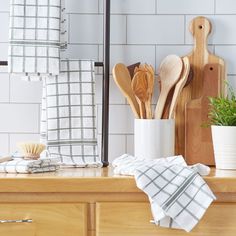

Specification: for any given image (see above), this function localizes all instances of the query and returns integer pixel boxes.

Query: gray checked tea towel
[113,154,216,232]
[0,158,60,174]
[8,0,66,81]
[40,59,102,167]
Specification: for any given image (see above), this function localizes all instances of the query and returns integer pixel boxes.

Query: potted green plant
[208,85,236,169]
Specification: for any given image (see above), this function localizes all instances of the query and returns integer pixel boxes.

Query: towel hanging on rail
[40,59,102,168]
[8,0,67,81]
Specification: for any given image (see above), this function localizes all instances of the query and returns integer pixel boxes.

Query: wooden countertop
[0,167,235,193]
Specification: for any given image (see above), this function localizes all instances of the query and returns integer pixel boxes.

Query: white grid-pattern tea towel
[8,0,66,81]
[0,158,60,173]
[113,154,216,232]
[40,59,102,167]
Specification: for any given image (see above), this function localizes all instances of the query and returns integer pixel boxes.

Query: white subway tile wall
[0,0,236,161]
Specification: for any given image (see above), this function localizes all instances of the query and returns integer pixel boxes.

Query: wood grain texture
[112,63,140,118]
[0,167,236,193]
[169,57,190,119]
[96,202,236,236]
[175,16,226,156]
[0,204,87,236]
[154,55,183,119]
[0,168,235,235]
[186,64,220,165]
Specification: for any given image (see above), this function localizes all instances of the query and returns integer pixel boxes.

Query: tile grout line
[126,15,128,44]
[184,15,186,44]
[214,0,216,14]
[8,133,10,153]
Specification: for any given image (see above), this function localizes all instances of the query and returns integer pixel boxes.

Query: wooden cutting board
[175,16,226,156]
[185,64,220,165]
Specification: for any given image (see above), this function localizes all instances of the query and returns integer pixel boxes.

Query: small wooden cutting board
[185,64,221,165]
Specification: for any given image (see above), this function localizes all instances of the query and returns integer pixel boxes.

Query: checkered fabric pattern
[0,158,60,173]
[113,154,216,232]
[40,59,102,167]
[8,0,66,80]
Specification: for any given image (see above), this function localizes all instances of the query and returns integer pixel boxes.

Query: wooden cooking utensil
[175,16,226,155]
[162,63,194,119]
[131,70,148,119]
[169,57,190,119]
[127,62,141,79]
[112,63,140,118]
[154,55,183,119]
[144,64,155,119]
[185,64,221,165]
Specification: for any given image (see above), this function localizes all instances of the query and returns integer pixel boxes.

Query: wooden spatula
[169,57,190,119]
[144,64,155,119]
[134,64,155,119]
[154,55,183,119]
[112,63,140,118]
[131,70,148,119]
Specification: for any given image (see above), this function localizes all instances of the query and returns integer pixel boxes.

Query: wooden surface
[169,57,190,119]
[113,63,140,118]
[0,203,87,236]
[0,167,236,236]
[0,167,236,193]
[97,202,236,236]
[155,55,183,119]
[186,64,220,165]
[175,16,226,156]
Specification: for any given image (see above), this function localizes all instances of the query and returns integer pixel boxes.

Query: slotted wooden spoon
[133,64,155,119]
[154,55,183,119]
[131,71,148,119]
[112,63,140,118]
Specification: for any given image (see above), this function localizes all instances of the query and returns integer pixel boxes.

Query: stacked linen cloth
[113,154,216,232]
[0,158,60,174]
[40,59,102,168]
[8,0,66,81]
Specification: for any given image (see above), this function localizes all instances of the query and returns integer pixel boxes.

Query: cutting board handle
[189,16,212,53]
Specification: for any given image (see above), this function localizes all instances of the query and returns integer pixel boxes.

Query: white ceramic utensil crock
[134,119,175,160]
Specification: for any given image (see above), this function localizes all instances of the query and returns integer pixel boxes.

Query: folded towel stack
[40,59,102,168]
[0,158,60,174]
[113,154,216,232]
[8,0,66,81]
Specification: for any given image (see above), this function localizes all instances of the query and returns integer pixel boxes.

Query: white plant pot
[211,125,236,170]
[134,119,175,160]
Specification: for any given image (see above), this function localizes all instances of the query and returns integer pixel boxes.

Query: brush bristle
[17,142,46,160]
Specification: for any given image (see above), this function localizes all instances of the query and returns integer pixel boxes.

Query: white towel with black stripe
[8,0,67,81]
[40,59,102,168]
[0,158,60,173]
[113,154,216,232]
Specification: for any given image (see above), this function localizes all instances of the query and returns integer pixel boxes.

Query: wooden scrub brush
[17,142,46,160]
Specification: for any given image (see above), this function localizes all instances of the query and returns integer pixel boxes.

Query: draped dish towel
[0,158,60,173]
[113,154,216,232]
[40,59,102,167]
[8,0,66,81]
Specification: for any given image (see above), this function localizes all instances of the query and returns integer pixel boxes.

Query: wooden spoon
[168,57,190,119]
[154,55,183,119]
[131,71,148,119]
[112,63,140,118]
[161,66,194,119]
